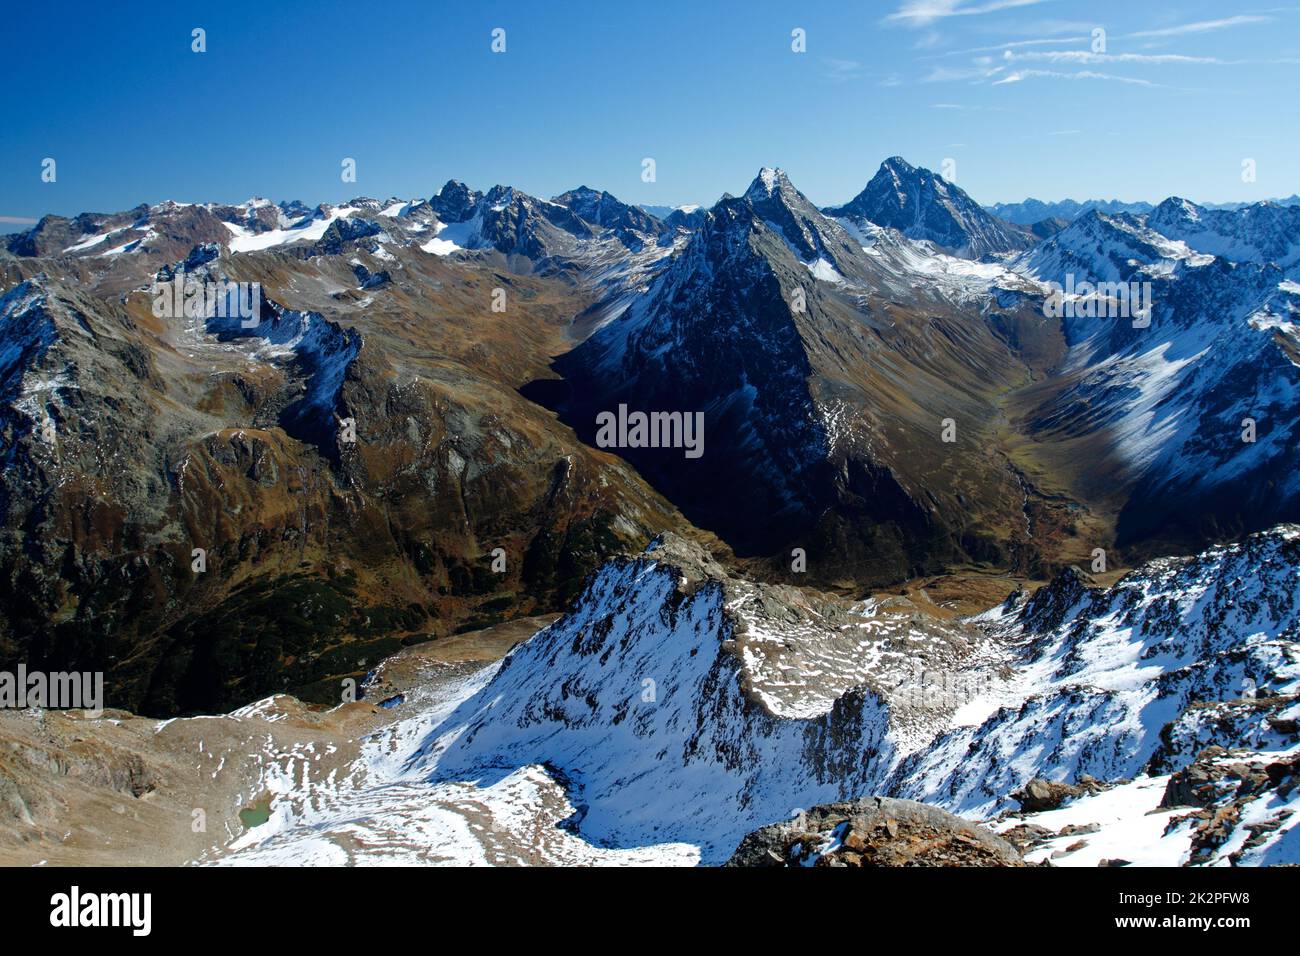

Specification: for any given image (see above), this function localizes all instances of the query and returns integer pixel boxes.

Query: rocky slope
[548,167,1063,581]
[886,526,1300,825]
[1011,207,1300,551]
[0,183,699,716]
[415,527,1298,864]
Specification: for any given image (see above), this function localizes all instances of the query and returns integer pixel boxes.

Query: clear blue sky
[2,0,1298,226]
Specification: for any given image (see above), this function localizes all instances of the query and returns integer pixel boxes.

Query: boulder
[726,796,1025,867]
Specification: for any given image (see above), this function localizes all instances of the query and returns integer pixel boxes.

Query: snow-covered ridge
[1147,197,1300,277]
[202,293,362,436]
[213,526,1300,866]
[889,526,1300,824]
[222,205,360,253]
[418,535,899,862]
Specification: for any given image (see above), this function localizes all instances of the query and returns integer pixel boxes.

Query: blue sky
[2,0,1298,227]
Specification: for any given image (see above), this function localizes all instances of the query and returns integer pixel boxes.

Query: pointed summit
[826,157,1029,259]
[880,155,917,174]
[744,167,795,201]
[732,167,865,277]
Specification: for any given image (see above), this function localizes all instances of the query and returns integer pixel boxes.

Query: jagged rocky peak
[737,166,866,277]
[826,155,1030,259]
[1145,195,1300,273]
[643,530,732,585]
[1149,195,1203,224]
[1013,563,1097,634]
[552,185,664,238]
[429,179,482,222]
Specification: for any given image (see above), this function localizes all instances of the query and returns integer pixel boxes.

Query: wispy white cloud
[886,0,1051,28]
[1123,15,1274,39]
[1007,19,1099,36]
[1004,50,1226,65]
[820,58,865,82]
[994,69,1158,86]
[0,216,38,224]
[900,6,1288,93]
[922,59,1007,82]
[926,35,1087,57]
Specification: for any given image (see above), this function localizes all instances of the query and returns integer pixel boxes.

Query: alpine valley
[2,157,1298,867]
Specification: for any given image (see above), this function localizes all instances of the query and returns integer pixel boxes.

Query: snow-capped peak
[745,167,792,200]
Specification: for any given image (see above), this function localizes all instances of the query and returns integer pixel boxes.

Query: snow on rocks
[887,526,1300,817]
[210,526,1300,866]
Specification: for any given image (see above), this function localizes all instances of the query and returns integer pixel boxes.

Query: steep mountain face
[554,187,839,552]
[1010,209,1300,550]
[426,536,898,860]
[550,167,1065,579]
[197,531,1012,864]
[428,180,480,222]
[1028,216,1069,240]
[662,205,706,232]
[825,157,1031,259]
[742,168,872,279]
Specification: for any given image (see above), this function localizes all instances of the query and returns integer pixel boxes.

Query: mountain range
[3,153,1299,868]
[2,155,1299,715]
[987,194,1300,227]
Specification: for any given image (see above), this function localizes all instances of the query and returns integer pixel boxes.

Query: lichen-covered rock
[726,797,1025,867]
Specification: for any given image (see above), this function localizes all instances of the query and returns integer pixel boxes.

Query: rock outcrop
[727,797,1025,867]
